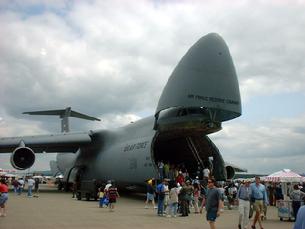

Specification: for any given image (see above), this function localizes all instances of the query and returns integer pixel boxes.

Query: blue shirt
[156,183,164,193]
[250,183,268,205]
[294,205,305,229]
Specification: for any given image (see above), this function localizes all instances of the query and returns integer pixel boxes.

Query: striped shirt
[237,185,251,200]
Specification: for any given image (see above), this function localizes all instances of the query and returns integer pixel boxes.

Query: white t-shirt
[27,178,35,187]
[164,184,169,195]
[158,162,164,169]
[203,168,210,178]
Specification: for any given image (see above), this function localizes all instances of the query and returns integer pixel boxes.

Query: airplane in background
[0,33,244,191]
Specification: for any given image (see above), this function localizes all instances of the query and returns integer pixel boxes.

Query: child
[98,187,105,208]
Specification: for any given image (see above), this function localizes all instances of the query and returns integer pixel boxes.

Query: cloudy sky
[0,0,305,174]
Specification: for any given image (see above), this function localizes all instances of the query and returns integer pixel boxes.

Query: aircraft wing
[0,131,92,153]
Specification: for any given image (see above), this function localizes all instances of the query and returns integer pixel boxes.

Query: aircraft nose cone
[179,33,235,76]
[156,33,241,123]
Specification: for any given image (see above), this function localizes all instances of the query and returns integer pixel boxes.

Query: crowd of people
[147,175,223,229]
[0,176,41,217]
[1,171,305,229]
[9,176,40,197]
[143,170,305,229]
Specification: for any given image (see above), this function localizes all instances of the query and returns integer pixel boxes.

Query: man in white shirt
[203,167,210,186]
[17,178,24,195]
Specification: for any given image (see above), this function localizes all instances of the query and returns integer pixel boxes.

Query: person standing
[27,177,35,197]
[145,179,156,209]
[203,167,210,186]
[98,187,105,208]
[164,162,170,179]
[178,183,189,217]
[176,171,185,186]
[193,182,201,214]
[205,178,224,229]
[237,180,251,229]
[12,179,19,194]
[250,176,268,229]
[107,183,120,211]
[200,184,207,214]
[156,179,166,216]
[0,179,9,217]
[274,183,283,206]
[34,178,39,197]
[17,178,24,195]
[169,182,179,217]
[185,180,194,213]
[290,184,305,221]
[158,161,164,180]
[163,180,170,215]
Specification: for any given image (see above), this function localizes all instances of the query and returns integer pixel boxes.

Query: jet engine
[10,146,35,170]
[226,165,235,180]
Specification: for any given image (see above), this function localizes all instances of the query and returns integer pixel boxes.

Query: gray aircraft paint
[91,117,156,184]
[156,33,241,122]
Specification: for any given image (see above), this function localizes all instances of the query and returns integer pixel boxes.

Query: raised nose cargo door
[154,33,241,134]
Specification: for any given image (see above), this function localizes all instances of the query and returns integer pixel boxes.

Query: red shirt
[176,175,185,185]
[0,183,8,192]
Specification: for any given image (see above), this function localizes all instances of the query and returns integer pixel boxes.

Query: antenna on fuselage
[23,107,101,132]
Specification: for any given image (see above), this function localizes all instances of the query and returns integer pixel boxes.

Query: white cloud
[211,114,305,173]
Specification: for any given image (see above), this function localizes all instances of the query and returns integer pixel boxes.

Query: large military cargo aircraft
[0,33,242,188]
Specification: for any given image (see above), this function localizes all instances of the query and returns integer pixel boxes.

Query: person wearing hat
[237,179,251,229]
[145,179,156,209]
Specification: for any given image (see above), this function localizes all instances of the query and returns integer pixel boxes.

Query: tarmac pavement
[0,185,295,229]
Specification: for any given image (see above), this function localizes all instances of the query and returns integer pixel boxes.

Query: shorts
[109,198,116,203]
[253,200,263,212]
[0,193,8,206]
[147,193,154,201]
[206,209,217,222]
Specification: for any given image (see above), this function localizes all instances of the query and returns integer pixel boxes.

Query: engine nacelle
[226,166,235,180]
[10,147,35,170]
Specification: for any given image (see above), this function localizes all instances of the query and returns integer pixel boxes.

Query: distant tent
[265,169,303,183]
